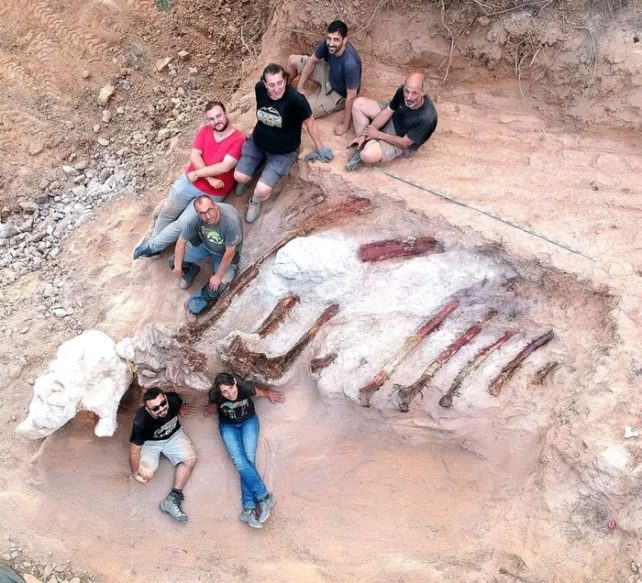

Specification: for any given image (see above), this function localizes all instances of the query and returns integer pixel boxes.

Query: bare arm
[208,245,236,290]
[370,106,395,130]
[297,55,321,91]
[255,387,286,403]
[129,443,142,476]
[303,116,324,151]
[172,236,187,279]
[363,106,414,149]
[335,88,359,136]
[188,153,239,179]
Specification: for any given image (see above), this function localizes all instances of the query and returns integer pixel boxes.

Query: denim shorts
[139,428,196,474]
[236,137,298,188]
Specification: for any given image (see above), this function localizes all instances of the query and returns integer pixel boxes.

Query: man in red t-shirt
[133,101,246,259]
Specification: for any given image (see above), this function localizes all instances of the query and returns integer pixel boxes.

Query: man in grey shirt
[170,195,243,315]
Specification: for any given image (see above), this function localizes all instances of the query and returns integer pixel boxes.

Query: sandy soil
[1,0,641,582]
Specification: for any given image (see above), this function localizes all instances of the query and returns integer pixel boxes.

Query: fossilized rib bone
[310,352,338,374]
[488,330,554,397]
[396,311,496,412]
[226,304,339,382]
[358,299,459,407]
[177,197,371,343]
[358,237,443,262]
[256,294,300,338]
[439,330,515,408]
[531,360,560,385]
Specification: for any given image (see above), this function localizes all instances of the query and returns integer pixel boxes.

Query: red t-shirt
[185,126,246,198]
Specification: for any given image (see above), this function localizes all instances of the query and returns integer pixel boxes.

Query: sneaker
[246,198,262,224]
[132,237,159,260]
[345,148,364,172]
[234,182,248,197]
[239,508,262,529]
[160,491,188,523]
[179,265,200,289]
[257,493,275,524]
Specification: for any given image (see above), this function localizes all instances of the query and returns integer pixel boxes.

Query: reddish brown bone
[256,294,299,338]
[396,311,496,412]
[439,330,515,408]
[310,352,338,374]
[227,304,339,382]
[177,197,371,343]
[358,237,443,262]
[488,330,554,397]
[358,299,459,407]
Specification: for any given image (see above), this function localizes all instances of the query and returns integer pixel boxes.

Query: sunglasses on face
[197,207,216,219]
[149,399,167,412]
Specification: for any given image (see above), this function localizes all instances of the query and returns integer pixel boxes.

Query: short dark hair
[261,63,290,85]
[327,20,348,38]
[143,388,163,403]
[213,372,236,392]
[204,100,226,113]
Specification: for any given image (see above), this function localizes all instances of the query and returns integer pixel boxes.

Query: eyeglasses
[198,207,217,219]
[149,399,167,412]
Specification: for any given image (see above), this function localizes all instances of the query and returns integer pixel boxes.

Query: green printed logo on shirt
[201,226,224,245]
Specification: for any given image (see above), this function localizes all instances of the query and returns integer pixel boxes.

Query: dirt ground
[1,0,641,582]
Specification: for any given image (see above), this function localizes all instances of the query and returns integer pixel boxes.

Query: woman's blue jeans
[219,415,268,511]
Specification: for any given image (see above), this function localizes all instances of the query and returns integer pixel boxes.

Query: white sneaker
[246,198,262,223]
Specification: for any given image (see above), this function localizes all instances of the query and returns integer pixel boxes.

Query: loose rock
[97,85,115,106]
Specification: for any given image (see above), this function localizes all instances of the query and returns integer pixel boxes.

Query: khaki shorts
[139,428,196,475]
[376,105,415,163]
[295,55,345,118]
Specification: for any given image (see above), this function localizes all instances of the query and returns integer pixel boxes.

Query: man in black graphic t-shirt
[346,72,438,171]
[234,63,334,224]
[129,388,197,523]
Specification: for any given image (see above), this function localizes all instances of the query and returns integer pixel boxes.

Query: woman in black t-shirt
[204,372,285,529]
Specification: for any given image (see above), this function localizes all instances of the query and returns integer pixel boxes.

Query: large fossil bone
[530,360,560,386]
[396,311,496,412]
[256,294,299,338]
[310,352,338,374]
[224,304,340,382]
[439,330,516,408]
[488,330,554,397]
[358,299,459,407]
[358,236,443,262]
[177,196,371,343]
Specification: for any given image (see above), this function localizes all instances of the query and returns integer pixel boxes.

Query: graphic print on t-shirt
[220,398,250,420]
[153,416,178,439]
[257,107,283,128]
[201,225,224,245]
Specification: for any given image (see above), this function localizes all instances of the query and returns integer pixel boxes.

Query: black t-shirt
[252,82,312,155]
[129,392,183,446]
[208,378,257,425]
[389,86,438,150]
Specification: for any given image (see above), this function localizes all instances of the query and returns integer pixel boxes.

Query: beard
[214,119,229,132]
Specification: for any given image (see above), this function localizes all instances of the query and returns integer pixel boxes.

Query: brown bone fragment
[310,352,338,374]
[396,311,496,412]
[358,237,443,262]
[357,299,459,407]
[488,330,555,397]
[256,294,299,338]
[439,330,515,408]
[177,196,371,343]
[531,361,560,386]
[227,304,339,382]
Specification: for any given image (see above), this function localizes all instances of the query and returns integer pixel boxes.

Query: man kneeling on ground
[133,100,245,259]
[346,72,438,171]
[129,388,197,523]
[170,195,243,316]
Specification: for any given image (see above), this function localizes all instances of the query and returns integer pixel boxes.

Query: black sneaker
[345,148,364,172]
[179,265,201,289]
[257,493,275,524]
[234,182,248,197]
[160,491,188,523]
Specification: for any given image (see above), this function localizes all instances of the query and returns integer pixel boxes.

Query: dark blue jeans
[219,415,268,510]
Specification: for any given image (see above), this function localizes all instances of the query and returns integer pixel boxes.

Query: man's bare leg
[350,96,383,147]
[173,457,196,490]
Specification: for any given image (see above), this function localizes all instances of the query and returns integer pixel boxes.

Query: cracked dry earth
[1,0,641,582]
